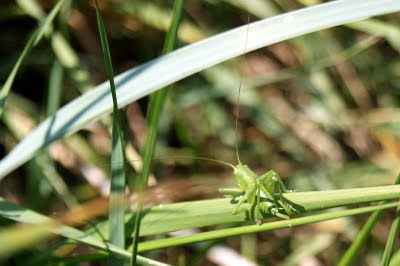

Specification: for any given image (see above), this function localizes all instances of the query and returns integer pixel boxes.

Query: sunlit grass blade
[1,0,399,180]
[0,0,65,118]
[138,202,400,252]
[95,2,126,266]
[131,0,185,265]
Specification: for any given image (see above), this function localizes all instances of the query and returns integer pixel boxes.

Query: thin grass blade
[95,3,126,265]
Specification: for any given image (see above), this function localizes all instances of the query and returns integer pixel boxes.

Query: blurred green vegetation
[1,0,400,265]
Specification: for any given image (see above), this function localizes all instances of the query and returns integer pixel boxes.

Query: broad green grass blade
[80,185,400,238]
[0,185,400,259]
[0,0,65,118]
[338,175,400,266]
[131,0,185,265]
[138,202,400,252]
[0,198,167,266]
[95,3,126,266]
[137,185,400,235]
[1,0,399,179]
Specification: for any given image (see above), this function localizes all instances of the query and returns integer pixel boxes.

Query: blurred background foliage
[1,0,400,265]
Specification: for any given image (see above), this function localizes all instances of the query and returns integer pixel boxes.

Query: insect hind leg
[259,170,296,217]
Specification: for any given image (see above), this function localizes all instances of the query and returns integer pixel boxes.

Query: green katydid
[108,18,296,224]
[216,17,296,224]
[218,162,296,224]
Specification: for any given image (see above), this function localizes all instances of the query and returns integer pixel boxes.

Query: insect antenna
[162,155,236,169]
[108,155,235,170]
[235,16,250,165]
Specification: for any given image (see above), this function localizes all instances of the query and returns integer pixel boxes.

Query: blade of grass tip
[138,202,400,252]
[0,0,65,118]
[130,0,185,265]
[338,175,400,266]
[95,2,126,265]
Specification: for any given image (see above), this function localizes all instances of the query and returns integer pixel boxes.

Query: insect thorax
[234,164,257,190]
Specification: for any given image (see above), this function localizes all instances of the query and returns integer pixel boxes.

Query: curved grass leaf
[1,0,399,179]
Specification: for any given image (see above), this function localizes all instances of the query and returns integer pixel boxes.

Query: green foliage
[1,0,400,265]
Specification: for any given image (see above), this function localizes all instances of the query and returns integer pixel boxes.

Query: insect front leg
[231,194,248,214]
[218,188,244,198]
[219,187,248,215]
